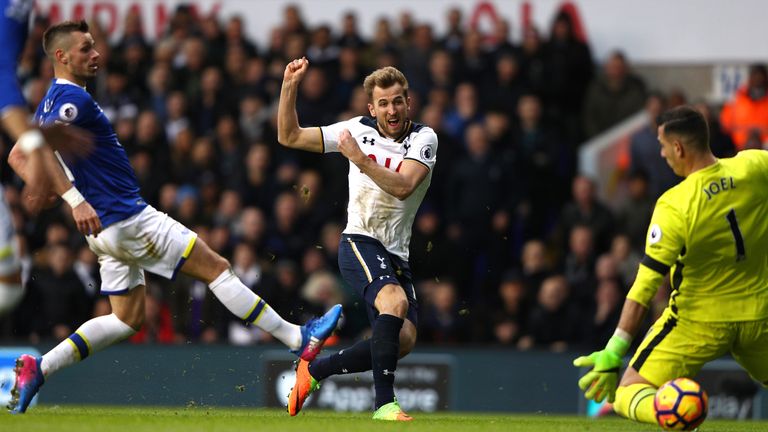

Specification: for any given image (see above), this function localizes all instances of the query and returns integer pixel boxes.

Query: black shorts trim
[631,316,678,372]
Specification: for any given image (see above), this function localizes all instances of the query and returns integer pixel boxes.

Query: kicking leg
[181,238,340,358]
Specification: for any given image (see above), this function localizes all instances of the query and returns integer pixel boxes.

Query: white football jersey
[321,116,437,260]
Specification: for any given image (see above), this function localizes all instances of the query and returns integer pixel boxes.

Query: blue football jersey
[0,0,32,113]
[35,79,147,227]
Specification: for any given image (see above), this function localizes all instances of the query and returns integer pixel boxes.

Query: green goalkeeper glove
[573,333,630,403]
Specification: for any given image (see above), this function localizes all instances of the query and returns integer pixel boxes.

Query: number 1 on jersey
[726,208,746,261]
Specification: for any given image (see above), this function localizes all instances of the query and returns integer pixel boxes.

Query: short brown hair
[43,20,89,57]
[363,66,409,100]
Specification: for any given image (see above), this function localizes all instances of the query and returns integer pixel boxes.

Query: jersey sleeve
[320,117,359,154]
[627,196,686,306]
[404,127,438,171]
[45,89,95,128]
[644,196,686,267]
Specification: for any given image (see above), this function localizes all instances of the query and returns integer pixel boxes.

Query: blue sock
[308,339,372,381]
[371,314,403,409]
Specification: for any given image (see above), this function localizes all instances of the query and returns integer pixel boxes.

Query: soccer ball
[654,378,708,431]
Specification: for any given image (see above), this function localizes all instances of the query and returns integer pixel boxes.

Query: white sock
[209,269,301,349]
[41,313,136,377]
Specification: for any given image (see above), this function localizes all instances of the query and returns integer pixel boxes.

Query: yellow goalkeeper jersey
[634,149,768,322]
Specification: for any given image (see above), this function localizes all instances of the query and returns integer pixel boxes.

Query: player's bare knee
[375,285,409,318]
[383,297,408,319]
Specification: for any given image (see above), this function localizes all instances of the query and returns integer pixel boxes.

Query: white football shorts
[86,205,197,295]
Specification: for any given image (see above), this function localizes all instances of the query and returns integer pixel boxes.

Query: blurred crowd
[1,4,767,352]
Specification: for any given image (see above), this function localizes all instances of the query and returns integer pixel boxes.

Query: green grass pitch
[1,406,767,432]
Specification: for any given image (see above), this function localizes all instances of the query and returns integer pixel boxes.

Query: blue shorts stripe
[69,333,90,360]
[170,256,188,281]
[244,299,266,323]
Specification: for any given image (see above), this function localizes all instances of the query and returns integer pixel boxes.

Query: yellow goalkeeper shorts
[629,308,768,386]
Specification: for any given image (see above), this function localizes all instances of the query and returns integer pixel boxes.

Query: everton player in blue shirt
[7,20,342,414]
[0,0,92,317]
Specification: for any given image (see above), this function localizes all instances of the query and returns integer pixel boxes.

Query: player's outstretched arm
[338,129,428,200]
[4,107,51,212]
[5,106,94,214]
[8,132,102,236]
[573,298,648,403]
[277,57,323,153]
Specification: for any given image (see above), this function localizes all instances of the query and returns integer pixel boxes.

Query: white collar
[55,78,86,89]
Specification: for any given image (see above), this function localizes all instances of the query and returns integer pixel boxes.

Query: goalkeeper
[574,106,768,425]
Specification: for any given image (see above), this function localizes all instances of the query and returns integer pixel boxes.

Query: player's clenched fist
[338,129,365,165]
[283,57,309,83]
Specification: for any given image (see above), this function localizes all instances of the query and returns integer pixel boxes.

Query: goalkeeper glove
[573,332,630,403]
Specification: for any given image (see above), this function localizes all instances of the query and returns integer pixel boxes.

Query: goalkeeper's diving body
[574,105,768,425]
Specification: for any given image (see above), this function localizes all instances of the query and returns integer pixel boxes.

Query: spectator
[556,175,615,255]
[301,270,345,315]
[409,206,470,294]
[579,277,623,350]
[719,64,768,150]
[455,29,490,87]
[336,12,366,49]
[562,224,597,309]
[264,191,306,263]
[174,37,208,104]
[610,233,641,287]
[25,243,91,341]
[520,239,552,296]
[629,92,681,199]
[419,279,471,344]
[616,171,655,250]
[694,101,736,158]
[440,7,464,54]
[444,123,505,249]
[319,221,343,273]
[98,63,139,124]
[199,15,226,68]
[240,144,278,210]
[518,275,578,352]
[401,24,435,98]
[582,51,646,138]
[213,115,245,189]
[487,18,518,59]
[443,82,483,144]
[333,46,368,112]
[482,54,524,115]
[544,11,593,142]
[489,272,529,345]
[306,25,340,73]
[225,15,258,58]
[513,94,570,238]
[518,26,547,96]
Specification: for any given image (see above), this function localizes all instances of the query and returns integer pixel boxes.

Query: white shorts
[0,188,20,277]
[86,205,197,295]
